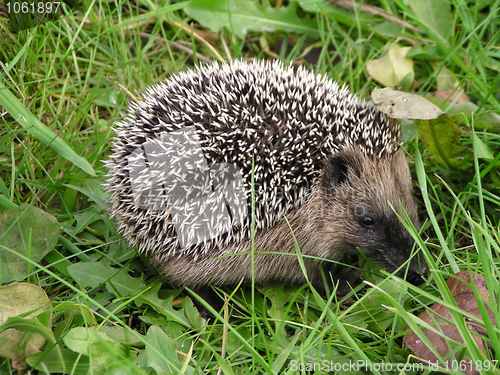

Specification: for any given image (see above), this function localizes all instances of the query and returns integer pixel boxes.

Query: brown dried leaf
[434,89,471,104]
[404,271,496,375]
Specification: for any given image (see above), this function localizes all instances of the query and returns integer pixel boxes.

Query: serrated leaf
[67,262,118,289]
[89,340,131,374]
[0,80,95,176]
[271,331,302,373]
[184,0,318,39]
[145,326,183,374]
[137,283,191,327]
[352,277,407,333]
[0,204,60,282]
[106,267,145,296]
[182,297,206,331]
[67,261,145,296]
[260,284,289,337]
[259,284,288,320]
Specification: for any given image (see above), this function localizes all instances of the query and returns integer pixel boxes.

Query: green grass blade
[0,80,95,176]
[414,121,459,273]
[105,2,192,33]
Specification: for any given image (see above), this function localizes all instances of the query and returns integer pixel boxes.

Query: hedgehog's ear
[322,151,362,190]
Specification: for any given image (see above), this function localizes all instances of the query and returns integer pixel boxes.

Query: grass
[0,0,499,374]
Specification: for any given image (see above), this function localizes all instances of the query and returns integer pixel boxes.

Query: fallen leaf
[0,283,52,370]
[434,89,470,104]
[372,88,443,119]
[0,204,60,282]
[366,44,414,87]
[419,114,470,169]
[404,271,496,375]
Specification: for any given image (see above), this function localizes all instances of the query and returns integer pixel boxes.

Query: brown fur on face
[150,146,424,292]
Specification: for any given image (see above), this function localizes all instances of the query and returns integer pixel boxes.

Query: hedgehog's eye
[353,208,377,228]
[362,216,375,227]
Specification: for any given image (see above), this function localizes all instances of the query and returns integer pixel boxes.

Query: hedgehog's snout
[406,269,426,286]
[401,256,427,285]
[405,229,427,286]
[394,247,427,286]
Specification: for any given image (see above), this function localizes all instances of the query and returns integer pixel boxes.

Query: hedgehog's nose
[406,270,426,286]
[405,259,427,286]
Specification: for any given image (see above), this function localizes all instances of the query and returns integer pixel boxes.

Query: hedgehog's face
[321,148,426,285]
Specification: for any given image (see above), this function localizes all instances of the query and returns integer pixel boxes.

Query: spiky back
[106,60,401,258]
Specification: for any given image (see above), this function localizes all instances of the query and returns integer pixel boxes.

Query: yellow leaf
[366,44,414,87]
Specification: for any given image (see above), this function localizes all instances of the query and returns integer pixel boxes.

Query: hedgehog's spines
[105,59,402,261]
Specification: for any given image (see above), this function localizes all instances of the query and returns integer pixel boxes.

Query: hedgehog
[105,59,425,299]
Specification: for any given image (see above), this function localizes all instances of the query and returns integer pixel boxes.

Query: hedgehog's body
[106,60,424,293]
